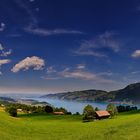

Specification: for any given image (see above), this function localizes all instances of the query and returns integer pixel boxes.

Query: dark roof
[95,110,110,117]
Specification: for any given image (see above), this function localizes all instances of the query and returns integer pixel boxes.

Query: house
[17,109,23,112]
[53,112,64,115]
[1,104,5,107]
[95,110,110,119]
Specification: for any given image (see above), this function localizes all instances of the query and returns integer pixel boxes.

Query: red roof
[95,110,110,117]
[53,112,64,115]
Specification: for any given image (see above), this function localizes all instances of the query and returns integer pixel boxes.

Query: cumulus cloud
[131,50,140,58]
[0,59,11,66]
[11,56,45,73]
[74,31,120,57]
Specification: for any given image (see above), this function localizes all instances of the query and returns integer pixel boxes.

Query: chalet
[95,110,110,119]
[53,112,64,115]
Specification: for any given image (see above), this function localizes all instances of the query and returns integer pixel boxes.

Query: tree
[6,106,17,117]
[95,107,99,111]
[45,105,53,113]
[83,105,95,121]
[75,112,80,115]
[106,103,118,117]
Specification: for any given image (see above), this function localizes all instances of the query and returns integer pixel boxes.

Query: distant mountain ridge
[41,83,140,104]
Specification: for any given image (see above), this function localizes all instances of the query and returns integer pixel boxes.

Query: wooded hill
[41,83,140,104]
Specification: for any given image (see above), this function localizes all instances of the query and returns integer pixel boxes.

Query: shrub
[6,106,17,117]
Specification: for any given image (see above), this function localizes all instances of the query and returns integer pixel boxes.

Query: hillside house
[53,112,64,115]
[95,110,110,119]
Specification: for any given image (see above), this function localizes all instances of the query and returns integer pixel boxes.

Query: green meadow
[0,109,140,140]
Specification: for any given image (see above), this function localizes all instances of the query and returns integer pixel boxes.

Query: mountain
[0,97,49,106]
[109,83,140,103]
[42,90,108,101]
[41,83,140,104]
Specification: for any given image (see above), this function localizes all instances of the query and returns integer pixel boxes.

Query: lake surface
[26,97,108,113]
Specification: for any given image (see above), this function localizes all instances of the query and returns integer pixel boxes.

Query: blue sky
[0,0,140,94]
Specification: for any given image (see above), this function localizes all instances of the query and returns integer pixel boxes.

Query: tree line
[2,102,138,119]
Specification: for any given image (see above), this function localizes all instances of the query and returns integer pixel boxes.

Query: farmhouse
[53,112,64,115]
[95,110,110,119]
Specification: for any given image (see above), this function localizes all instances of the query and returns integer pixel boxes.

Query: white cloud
[42,65,114,83]
[11,56,45,73]
[0,59,11,66]
[0,44,4,50]
[0,59,11,75]
[0,44,12,57]
[24,26,83,36]
[0,23,5,31]
[74,31,120,57]
[77,64,86,69]
[59,68,96,80]
[1,49,12,57]
[0,43,11,75]
[74,50,106,57]
[131,50,140,58]
[47,66,56,74]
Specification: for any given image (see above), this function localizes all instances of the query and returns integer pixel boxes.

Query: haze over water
[23,96,140,113]
[27,97,109,113]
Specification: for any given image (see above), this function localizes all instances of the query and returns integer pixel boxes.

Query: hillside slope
[43,90,108,101]
[41,83,140,103]
[0,109,140,140]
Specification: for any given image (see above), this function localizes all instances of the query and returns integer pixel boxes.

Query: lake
[26,97,108,113]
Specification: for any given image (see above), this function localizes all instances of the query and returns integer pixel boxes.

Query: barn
[53,112,64,115]
[95,110,110,119]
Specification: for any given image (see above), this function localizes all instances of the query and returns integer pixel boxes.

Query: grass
[0,108,140,140]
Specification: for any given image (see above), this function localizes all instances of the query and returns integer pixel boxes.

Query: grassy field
[0,109,140,140]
